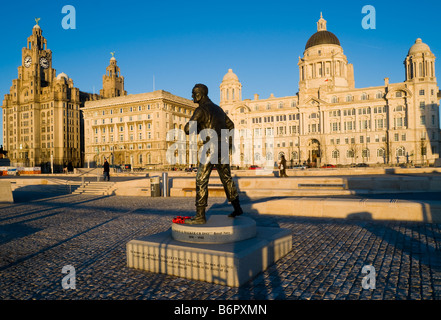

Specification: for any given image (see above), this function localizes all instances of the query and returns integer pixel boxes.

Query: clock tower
[1,19,92,172]
[21,18,55,88]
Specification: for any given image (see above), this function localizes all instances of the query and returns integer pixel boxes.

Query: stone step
[72,182,115,195]
[210,198,441,223]
[171,177,347,189]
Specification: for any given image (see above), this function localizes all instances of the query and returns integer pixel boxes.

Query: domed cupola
[220,69,242,108]
[408,38,431,55]
[305,13,340,50]
[404,38,436,81]
[298,13,354,92]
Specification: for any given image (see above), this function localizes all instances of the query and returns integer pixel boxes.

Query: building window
[376,118,384,129]
[332,150,339,159]
[347,149,355,158]
[419,89,425,96]
[377,148,385,158]
[331,122,340,132]
[420,115,426,125]
[396,147,406,157]
[362,149,370,158]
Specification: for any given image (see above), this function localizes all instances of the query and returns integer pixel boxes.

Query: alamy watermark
[362,265,376,289]
[361,5,376,30]
[61,5,76,30]
[61,265,76,289]
[166,121,275,169]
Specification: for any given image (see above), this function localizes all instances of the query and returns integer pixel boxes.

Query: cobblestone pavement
[1,191,440,301]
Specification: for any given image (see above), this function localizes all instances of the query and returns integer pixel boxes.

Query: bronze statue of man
[183,84,243,224]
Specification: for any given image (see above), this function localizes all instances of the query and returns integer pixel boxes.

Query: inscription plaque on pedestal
[171,215,256,244]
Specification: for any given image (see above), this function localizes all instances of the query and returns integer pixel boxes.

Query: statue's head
[192,84,208,104]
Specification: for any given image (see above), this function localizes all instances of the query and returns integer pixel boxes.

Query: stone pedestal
[127,214,292,287]
[171,215,257,244]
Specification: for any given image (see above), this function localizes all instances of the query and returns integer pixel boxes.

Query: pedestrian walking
[103,159,110,181]
[279,155,288,177]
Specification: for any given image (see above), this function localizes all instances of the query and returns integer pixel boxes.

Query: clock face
[24,56,32,68]
[40,57,49,69]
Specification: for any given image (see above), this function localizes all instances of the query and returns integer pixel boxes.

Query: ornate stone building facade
[0,21,97,171]
[220,14,440,167]
[3,16,440,170]
[82,90,196,169]
[1,20,196,171]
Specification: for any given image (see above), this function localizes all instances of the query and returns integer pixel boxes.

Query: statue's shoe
[228,209,243,218]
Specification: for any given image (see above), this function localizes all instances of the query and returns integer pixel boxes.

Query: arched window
[361,93,368,100]
[419,62,423,77]
[292,151,298,160]
[331,96,338,103]
[396,147,406,157]
[332,149,340,159]
[376,91,383,99]
[346,95,352,102]
[346,149,355,158]
[377,148,385,158]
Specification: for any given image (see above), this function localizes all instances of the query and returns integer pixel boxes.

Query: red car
[321,164,336,168]
[249,165,262,170]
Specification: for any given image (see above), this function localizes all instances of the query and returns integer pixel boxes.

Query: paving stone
[1,194,441,300]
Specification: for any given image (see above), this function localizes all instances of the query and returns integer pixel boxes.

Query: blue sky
[1,0,440,145]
